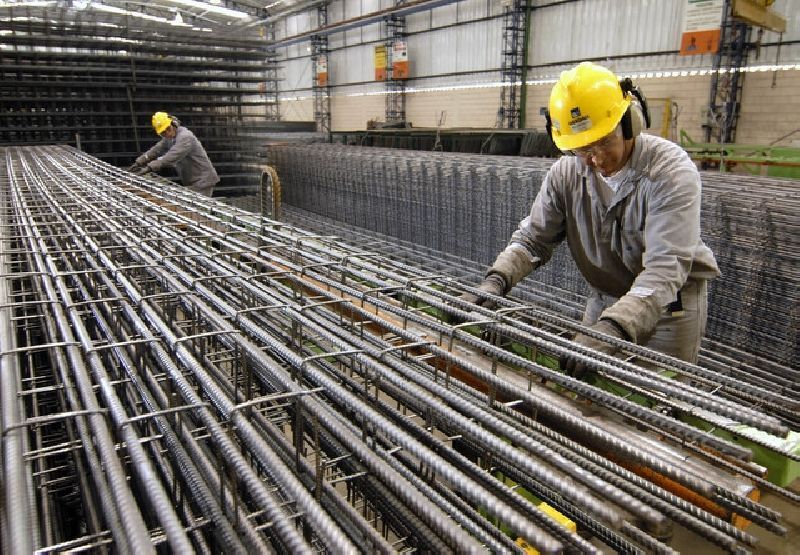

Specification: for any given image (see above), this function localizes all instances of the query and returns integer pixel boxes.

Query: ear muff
[629,102,646,137]
[619,77,651,140]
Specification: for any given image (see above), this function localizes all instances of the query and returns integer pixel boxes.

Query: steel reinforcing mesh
[270,144,799,367]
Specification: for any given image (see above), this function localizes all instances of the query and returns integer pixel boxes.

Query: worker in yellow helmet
[128,111,219,197]
[465,62,720,376]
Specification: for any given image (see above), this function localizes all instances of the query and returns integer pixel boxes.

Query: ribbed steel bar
[125,151,792,438]
[18,146,494,552]
[298,306,664,534]
[122,187,780,552]
[270,207,800,491]
[18,279,125,552]
[273,200,799,431]
[17,152,341,551]
[134,180,752,484]
[2,145,796,555]
[212,209,779,458]
[166,232,632,543]
[125,149,792,464]
[5,151,154,553]
[3,149,284,552]
[144,162,788,552]
[269,144,799,370]
[264,215,798,502]
[0,185,34,553]
[121,223,559,554]
[292,334,599,553]
[16,155,202,551]
[252,239,755,461]
[51,249,261,553]
[104,225,479,552]
[17,174,197,553]
[485,395,761,550]
[1,148,592,552]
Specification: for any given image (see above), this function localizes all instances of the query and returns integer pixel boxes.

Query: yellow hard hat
[548,62,631,151]
[151,111,172,135]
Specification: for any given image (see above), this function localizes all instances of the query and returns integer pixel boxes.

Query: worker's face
[573,125,630,176]
[160,126,176,139]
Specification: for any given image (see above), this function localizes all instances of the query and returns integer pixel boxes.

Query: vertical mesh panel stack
[271,144,798,367]
[271,144,586,296]
[0,15,309,195]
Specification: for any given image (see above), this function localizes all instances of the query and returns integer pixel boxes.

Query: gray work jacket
[491,133,720,342]
[143,126,219,192]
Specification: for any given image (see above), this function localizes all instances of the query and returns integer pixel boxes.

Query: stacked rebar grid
[278,205,800,434]
[1,146,797,554]
[0,11,311,195]
[270,144,799,370]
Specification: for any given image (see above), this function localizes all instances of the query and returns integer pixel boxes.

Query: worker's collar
[597,160,631,193]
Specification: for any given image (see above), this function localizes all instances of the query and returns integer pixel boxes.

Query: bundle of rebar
[2,145,797,554]
[0,14,295,195]
[278,205,800,434]
[270,144,799,370]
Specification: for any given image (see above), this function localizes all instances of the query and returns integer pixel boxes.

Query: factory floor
[669,479,800,554]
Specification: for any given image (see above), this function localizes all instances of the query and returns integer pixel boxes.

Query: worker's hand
[461,273,507,311]
[133,164,153,176]
[560,318,628,379]
[135,155,149,167]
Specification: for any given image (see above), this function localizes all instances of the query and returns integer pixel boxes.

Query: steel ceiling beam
[268,0,463,49]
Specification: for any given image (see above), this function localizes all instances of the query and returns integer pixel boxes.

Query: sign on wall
[316,54,328,87]
[679,0,724,55]
[392,41,409,80]
[374,45,387,81]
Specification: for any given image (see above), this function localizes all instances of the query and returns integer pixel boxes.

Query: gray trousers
[583,278,708,364]
[187,181,216,198]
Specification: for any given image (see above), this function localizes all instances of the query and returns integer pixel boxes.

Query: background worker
[129,111,219,197]
[466,62,720,376]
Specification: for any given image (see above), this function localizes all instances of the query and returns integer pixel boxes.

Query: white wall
[406,86,499,128]
[737,69,800,146]
[330,93,386,130]
[276,0,800,143]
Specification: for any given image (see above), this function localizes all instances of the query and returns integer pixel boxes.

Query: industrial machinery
[1,146,797,553]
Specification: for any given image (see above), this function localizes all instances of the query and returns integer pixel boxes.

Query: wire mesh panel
[270,143,799,368]
[0,7,323,196]
[2,145,797,554]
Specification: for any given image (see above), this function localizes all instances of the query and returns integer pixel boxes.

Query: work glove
[461,273,507,311]
[126,163,141,172]
[133,164,153,176]
[135,154,150,167]
[560,318,628,380]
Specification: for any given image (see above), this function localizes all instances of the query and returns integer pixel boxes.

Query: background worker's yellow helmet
[547,62,631,151]
[151,111,173,135]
